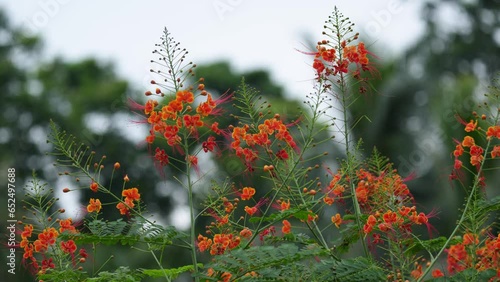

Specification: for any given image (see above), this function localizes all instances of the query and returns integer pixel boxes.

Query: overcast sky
[2,0,424,98]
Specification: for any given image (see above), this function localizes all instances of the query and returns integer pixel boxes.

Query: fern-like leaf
[330,257,385,282]
[199,244,329,281]
[150,28,196,93]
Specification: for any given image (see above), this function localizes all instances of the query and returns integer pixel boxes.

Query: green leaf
[141,264,202,279]
[330,257,385,282]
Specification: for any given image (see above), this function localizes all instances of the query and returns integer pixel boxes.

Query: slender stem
[338,72,370,258]
[184,139,200,281]
[149,243,172,282]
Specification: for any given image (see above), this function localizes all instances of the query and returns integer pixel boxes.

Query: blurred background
[1,0,500,280]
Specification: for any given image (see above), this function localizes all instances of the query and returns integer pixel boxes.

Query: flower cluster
[230,117,296,171]
[139,81,228,172]
[445,232,500,278]
[452,117,500,175]
[116,187,141,215]
[20,220,86,275]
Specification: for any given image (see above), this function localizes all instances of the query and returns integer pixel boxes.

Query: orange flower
[382,210,399,225]
[197,234,212,252]
[59,218,77,234]
[90,181,98,192]
[462,233,478,245]
[410,264,423,279]
[331,213,342,228]
[176,90,194,103]
[282,220,291,234]
[34,239,48,253]
[280,199,290,211]
[239,228,252,239]
[21,224,33,240]
[87,198,102,213]
[144,99,158,115]
[486,125,500,139]
[241,187,256,200]
[462,136,475,147]
[355,186,368,204]
[196,94,217,116]
[122,188,141,202]
[364,215,377,234]
[244,206,258,216]
[491,145,500,158]
[34,227,59,253]
[453,144,464,157]
[183,114,203,128]
[323,196,334,205]
[464,120,477,132]
[221,272,232,282]
[116,202,129,215]
[447,243,469,273]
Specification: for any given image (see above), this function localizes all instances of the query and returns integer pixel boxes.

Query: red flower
[154,147,169,166]
[61,240,77,254]
[282,220,291,234]
[313,59,325,75]
[41,258,55,271]
[90,181,98,192]
[202,136,217,152]
[432,269,444,278]
[275,149,289,160]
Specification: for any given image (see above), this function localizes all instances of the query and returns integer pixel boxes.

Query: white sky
[2,0,424,98]
[1,0,425,226]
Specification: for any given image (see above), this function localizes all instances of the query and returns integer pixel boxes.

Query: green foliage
[199,243,329,281]
[141,264,202,279]
[329,257,386,282]
[429,269,497,282]
[403,236,458,257]
[366,147,391,173]
[38,269,89,281]
[86,266,144,282]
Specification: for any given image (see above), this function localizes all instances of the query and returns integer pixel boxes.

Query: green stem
[149,243,172,282]
[338,72,370,259]
[183,137,199,282]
